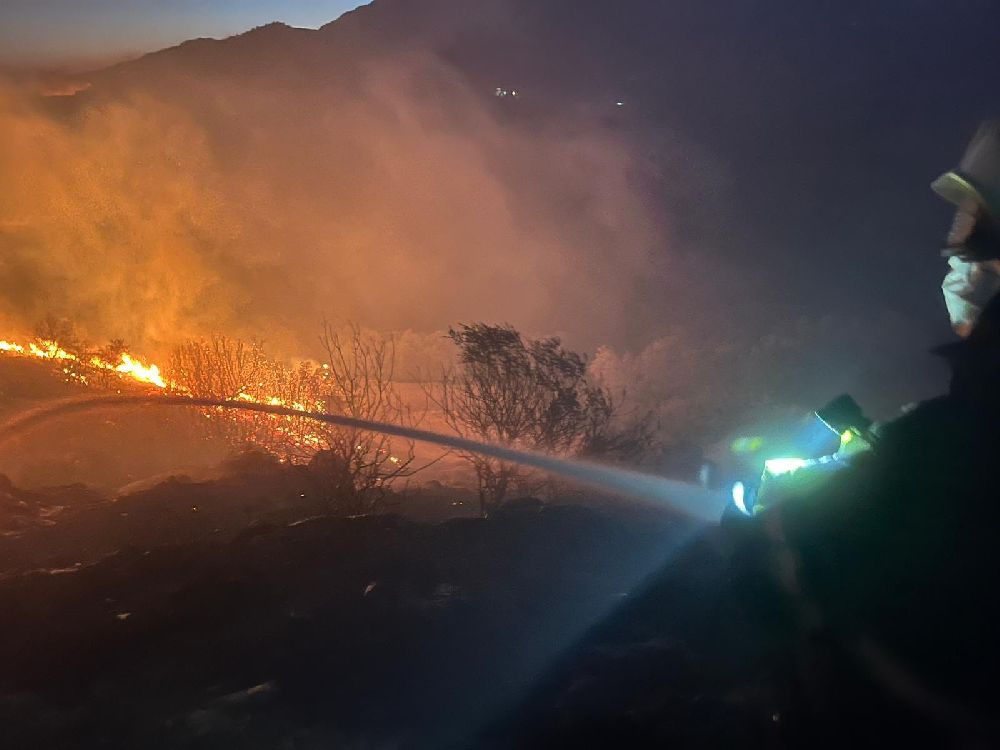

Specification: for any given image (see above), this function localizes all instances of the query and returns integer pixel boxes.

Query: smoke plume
[0,49,690,360]
[0,21,949,455]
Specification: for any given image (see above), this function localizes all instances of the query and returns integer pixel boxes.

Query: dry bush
[168,335,268,400]
[430,323,654,517]
[167,326,425,515]
[33,315,83,353]
[309,322,422,515]
[87,338,129,390]
[168,335,271,447]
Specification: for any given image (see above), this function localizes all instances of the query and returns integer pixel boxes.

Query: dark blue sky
[0,1,368,65]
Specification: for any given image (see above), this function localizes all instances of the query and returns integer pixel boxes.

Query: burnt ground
[0,357,982,749]
[0,359,768,748]
[0,455,776,749]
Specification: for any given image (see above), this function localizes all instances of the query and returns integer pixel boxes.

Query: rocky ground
[0,452,776,749]
[4,359,974,748]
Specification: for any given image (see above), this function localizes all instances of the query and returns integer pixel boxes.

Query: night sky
[0,0,368,65]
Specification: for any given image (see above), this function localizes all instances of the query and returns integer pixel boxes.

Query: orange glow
[0,333,331,458]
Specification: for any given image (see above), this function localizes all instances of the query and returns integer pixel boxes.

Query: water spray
[0,395,728,523]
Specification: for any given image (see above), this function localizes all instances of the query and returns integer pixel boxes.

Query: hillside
[11,0,992,433]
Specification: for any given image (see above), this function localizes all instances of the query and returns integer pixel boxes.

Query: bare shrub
[167,325,425,515]
[309,322,421,515]
[33,315,83,353]
[88,338,129,389]
[168,335,268,400]
[429,323,654,517]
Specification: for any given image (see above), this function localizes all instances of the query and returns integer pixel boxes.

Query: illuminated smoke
[0,51,689,357]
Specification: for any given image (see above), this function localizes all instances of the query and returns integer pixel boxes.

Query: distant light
[763,457,809,476]
[616,101,624,107]
[732,481,751,516]
[841,429,854,444]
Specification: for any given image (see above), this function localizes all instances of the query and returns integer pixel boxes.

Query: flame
[0,332,330,459]
[0,335,168,390]
[29,340,75,360]
[88,353,168,389]
[114,353,166,389]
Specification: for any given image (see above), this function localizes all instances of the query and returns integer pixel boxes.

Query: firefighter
[737,121,1000,746]
[936,120,1000,335]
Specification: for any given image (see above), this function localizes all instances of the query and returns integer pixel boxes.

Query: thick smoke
[0,81,240,347]
[0,35,948,457]
[589,311,947,447]
[0,51,683,359]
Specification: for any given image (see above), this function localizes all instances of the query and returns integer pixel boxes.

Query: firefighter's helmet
[933,120,1000,220]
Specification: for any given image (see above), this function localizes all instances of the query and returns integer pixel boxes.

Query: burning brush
[0,336,169,389]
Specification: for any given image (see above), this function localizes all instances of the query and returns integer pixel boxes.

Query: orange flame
[28,340,75,360]
[0,336,169,390]
[0,334,329,457]
[113,353,167,389]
